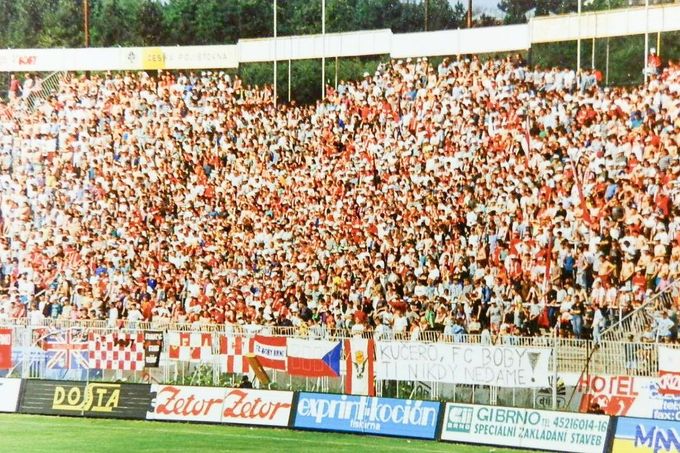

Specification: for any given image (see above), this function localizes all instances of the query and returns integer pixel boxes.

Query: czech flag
[286,338,341,377]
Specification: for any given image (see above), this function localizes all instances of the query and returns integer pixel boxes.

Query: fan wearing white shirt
[655,311,675,341]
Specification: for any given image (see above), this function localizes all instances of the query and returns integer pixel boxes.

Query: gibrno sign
[147,385,293,426]
[294,392,440,439]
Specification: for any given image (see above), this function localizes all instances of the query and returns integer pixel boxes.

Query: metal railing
[22,71,67,112]
[599,280,680,343]
[2,320,676,379]
[2,322,677,412]
[0,103,12,121]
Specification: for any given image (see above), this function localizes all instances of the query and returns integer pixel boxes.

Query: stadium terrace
[0,55,679,346]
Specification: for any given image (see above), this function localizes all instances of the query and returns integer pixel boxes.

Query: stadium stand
[0,54,679,346]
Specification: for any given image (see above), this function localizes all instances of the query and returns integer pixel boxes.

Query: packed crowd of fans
[1,54,679,344]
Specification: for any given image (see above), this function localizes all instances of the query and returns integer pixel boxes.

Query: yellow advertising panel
[142,47,165,70]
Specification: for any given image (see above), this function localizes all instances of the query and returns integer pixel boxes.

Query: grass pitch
[0,413,533,453]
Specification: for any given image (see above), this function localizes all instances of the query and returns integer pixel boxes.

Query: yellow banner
[142,48,165,70]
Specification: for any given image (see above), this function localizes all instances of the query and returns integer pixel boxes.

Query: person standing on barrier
[570,295,585,339]
[8,74,20,102]
[238,375,253,389]
[624,333,639,375]
[654,310,675,342]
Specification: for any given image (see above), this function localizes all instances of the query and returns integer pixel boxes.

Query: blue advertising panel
[613,417,680,452]
[294,392,440,439]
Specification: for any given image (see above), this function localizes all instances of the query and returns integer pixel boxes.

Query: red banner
[0,329,11,369]
[577,374,638,415]
[252,335,287,371]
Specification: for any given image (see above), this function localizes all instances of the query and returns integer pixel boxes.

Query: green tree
[498,0,575,25]
[91,0,143,46]
[326,0,359,33]
[287,0,323,35]
[396,1,423,33]
[1,0,50,47]
[138,0,168,46]
[239,0,273,39]
[354,0,403,31]
[162,0,198,45]
[428,0,466,31]
[194,0,240,44]
[39,0,85,48]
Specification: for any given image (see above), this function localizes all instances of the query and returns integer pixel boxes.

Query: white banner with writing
[375,342,551,388]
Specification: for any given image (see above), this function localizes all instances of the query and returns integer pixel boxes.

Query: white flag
[344,338,375,396]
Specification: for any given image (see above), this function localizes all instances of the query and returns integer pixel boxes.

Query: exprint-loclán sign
[294,393,440,439]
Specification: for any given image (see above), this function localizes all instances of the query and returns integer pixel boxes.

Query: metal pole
[334,56,338,90]
[83,0,90,78]
[321,0,326,99]
[552,332,558,410]
[605,37,610,85]
[644,0,649,84]
[424,0,429,31]
[467,0,473,28]
[83,0,90,47]
[591,37,595,70]
[288,58,291,103]
[657,32,661,57]
[274,0,278,107]
[577,0,581,78]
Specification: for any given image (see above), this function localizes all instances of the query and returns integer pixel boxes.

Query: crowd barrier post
[553,331,558,410]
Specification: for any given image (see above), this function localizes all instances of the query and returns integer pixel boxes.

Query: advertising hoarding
[294,392,440,439]
[147,385,293,427]
[440,402,610,453]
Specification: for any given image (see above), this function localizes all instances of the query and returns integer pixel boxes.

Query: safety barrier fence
[1,377,677,453]
[1,323,678,379]
[23,71,67,112]
[1,323,679,419]
[600,279,680,343]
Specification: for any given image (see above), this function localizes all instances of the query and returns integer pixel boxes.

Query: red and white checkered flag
[88,332,145,371]
[219,335,253,373]
[167,332,214,362]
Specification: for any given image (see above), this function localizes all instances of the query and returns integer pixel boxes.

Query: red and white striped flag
[88,332,145,370]
[253,335,287,371]
[167,332,213,362]
[219,335,253,374]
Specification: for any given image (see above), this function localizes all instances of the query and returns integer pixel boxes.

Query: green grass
[0,413,532,453]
